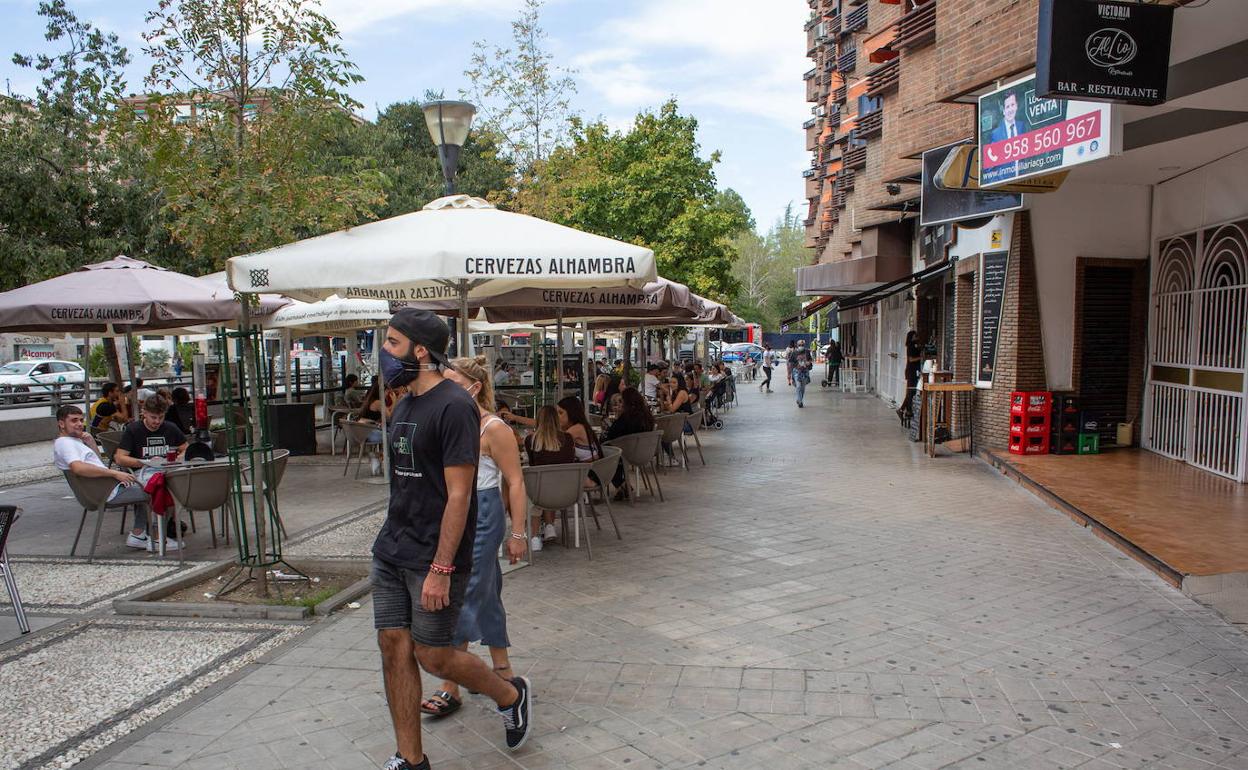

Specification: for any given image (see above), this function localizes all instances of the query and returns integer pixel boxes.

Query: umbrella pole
[82,334,91,417]
[124,332,139,419]
[378,325,390,481]
[555,308,564,402]
[283,330,293,405]
[581,322,590,407]
[459,281,471,359]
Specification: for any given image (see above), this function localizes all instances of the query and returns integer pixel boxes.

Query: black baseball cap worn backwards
[389,307,451,368]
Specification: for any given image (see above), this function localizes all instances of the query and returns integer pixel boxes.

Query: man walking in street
[759,344,775,393]
[791,339,814,408]
[785,340,798,387]
[372,308,532,770]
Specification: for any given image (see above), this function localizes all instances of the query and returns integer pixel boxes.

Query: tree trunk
[102,338,123,384]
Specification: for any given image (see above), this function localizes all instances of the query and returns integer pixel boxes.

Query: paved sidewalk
[86,384,1248,769]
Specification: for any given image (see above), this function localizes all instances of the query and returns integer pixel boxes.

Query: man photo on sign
[988,91,1028,145]
[372,308,532,770]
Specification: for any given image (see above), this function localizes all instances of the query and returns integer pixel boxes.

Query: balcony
[895,0,937,51]
[858,109,883,139]
[803,67,817,80]
[843,5,868,34]
[837,47,857,73]
[844,145,867,170]
[866,59,900,98]
[802,168,817,179]
[832,84,848,103]
[803,117,818,130]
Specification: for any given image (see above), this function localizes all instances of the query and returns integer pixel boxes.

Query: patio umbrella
[0,256,289,416]
[225,194,657,354]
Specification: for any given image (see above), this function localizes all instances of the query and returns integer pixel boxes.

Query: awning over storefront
[779,295,837,330]
[795,254,912,295]
[836,259,954,312]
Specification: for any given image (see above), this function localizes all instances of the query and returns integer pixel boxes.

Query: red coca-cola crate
[1009,434,1050,455]
[1025,392,1052,415]
[1010,391,1028,415]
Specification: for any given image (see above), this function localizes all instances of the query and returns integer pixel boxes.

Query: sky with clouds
[0,0,810,231]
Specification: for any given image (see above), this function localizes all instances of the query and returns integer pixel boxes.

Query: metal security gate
[1146,220,1248,481]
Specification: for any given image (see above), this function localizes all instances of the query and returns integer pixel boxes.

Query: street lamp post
[421,100,477,355]
[421,100,476,195]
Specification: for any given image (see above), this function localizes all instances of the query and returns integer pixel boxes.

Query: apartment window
[857,94,881,116]
[174,104,193,124]
[848,129,866,148]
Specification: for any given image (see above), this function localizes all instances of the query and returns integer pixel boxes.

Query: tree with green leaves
[135,0,382,266]
[2,0,186,383]
[516,99,749,302]
[729,204,808,330]
[462,0,576,172]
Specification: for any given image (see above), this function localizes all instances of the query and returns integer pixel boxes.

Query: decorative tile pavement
[67,388,1248,768]
[0,617,302,770]
[0,558,210,614]
[285,505,384,559]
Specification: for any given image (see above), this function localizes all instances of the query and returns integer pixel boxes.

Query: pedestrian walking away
[785,340,797,387]
[422,355,530,722]
[824,339,842,387]
[791,339,813,408]
[371,308,533,770]
[759,343,775,393]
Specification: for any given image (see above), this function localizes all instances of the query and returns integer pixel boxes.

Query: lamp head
[421,100,476,148]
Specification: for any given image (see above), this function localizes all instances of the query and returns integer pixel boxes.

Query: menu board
[976,251,1010,388]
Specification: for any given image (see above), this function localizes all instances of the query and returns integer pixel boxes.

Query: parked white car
[0,360,86,402]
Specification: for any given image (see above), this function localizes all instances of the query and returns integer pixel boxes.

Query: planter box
[114,557,371,620]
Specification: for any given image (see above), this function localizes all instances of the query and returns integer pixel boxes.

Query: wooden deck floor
[988,448,1248,578]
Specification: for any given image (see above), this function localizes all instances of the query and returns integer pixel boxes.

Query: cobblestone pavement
[76,384,1248,769]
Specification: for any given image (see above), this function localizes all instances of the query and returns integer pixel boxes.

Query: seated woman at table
[590,372,610,412]
[603,387,655,496]
[661,375,693,415]
[353,380,397,476]
[524,405,575,545]
[556,396,601,463]
[163,387,194,433]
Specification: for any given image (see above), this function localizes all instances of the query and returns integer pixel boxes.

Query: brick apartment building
[794,0,1248,484]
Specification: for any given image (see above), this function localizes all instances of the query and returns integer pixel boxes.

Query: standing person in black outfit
[897,330,923,425]
[371,309,532,770]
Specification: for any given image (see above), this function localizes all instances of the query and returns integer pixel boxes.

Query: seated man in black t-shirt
[114,396,189,470]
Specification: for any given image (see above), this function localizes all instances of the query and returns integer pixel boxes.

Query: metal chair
[164,463,232,549]
[341,420,382,479]
[97,430,123,466]
[239,448,291,540]
[211,426,247,457]
[603,430,664,503]
[681,409,707,467]
[584,446,623,540]
[656,413,687,471]
[0,506,30,634]
[63,471,154,563]
[523,462,593,557]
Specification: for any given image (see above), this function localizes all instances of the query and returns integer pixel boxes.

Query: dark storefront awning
[836,260,954,312]
[779,295,838,330]
[794,254,912,295]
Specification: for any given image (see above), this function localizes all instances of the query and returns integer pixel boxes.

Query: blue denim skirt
[451,486,510,648]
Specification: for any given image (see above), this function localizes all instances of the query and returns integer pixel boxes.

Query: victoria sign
[977,75,1118,189]
[1036,0,1174,106]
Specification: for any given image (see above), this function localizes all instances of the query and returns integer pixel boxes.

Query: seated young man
[52,405,156,551]
[113,396,189,472]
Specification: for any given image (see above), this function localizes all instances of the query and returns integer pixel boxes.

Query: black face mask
[379,342,439,387]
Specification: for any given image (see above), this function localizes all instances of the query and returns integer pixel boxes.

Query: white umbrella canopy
[266,296,393,336]
[226,195,656,353]
[226,195,656,303]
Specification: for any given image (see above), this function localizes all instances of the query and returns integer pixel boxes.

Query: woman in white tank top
[421,356,529,719]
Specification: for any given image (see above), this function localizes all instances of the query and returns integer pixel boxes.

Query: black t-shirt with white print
[372,379,480,573]
[118,420,186,460]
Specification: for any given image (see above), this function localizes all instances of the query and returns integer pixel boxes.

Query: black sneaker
[498,676,532,750]
[383,753,429,770]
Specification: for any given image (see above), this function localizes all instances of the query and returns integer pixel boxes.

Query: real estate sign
[977,75,1119,189]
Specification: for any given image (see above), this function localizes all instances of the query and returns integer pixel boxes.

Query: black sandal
[420,690,461,718]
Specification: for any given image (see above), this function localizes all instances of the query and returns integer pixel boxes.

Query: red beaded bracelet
[429,562,455,576]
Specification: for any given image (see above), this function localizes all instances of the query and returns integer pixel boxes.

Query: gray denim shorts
[371,557,468,647]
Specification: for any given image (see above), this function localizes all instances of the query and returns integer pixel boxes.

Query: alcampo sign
[1036,0,1174,106]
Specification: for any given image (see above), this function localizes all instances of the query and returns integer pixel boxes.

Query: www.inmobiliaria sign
[977,74,1120,189]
